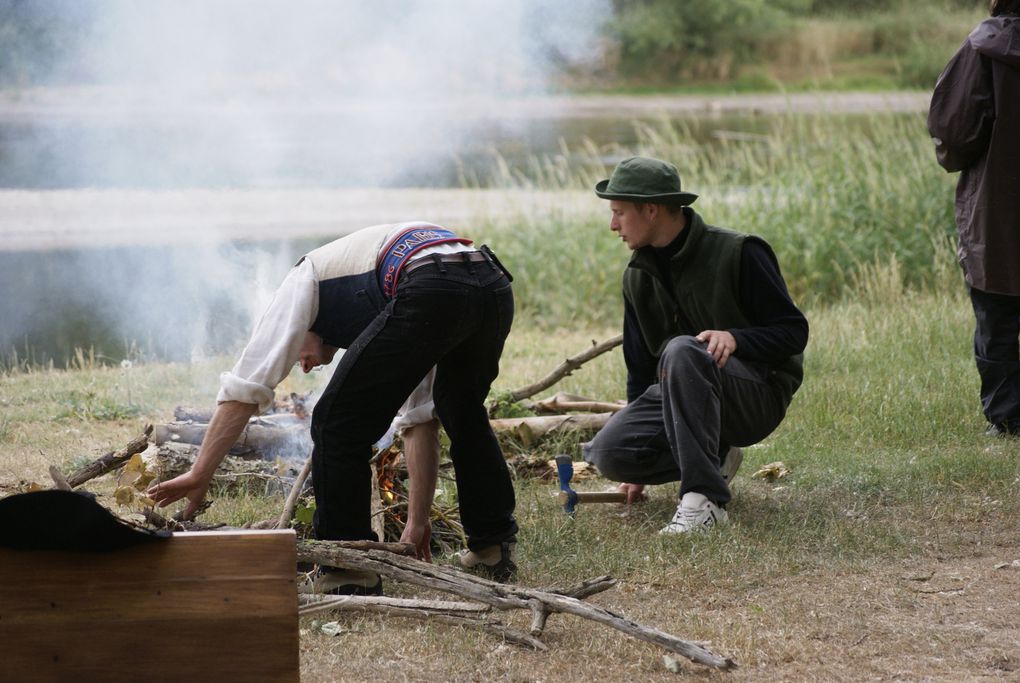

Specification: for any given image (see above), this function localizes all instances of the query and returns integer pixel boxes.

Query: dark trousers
[583,335,787,505]
[969,286,1020,431]
[311,257,517,551]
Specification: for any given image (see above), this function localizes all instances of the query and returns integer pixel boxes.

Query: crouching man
[584,157,808,534]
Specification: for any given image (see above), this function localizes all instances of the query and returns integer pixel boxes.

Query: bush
[607,0,793,82]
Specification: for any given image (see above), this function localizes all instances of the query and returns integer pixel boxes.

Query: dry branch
[298,594,545,650]
[296,541,735,670]
[48,465,72,491]
[506,334,623,403]
[299,594,490,616]
[277,456,313,529]
[66,424,154,489]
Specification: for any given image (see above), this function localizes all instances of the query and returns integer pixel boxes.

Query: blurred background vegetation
[1,0,986,92]
[591,0,986,91]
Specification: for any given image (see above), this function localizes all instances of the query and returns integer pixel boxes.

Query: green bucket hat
[594,156,698,205]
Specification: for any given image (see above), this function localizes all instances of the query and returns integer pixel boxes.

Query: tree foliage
[608,0,794,80]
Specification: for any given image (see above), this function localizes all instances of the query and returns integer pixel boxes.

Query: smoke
[0,0,611,366]
[58,0,611,188]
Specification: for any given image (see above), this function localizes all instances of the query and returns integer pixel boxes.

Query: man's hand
[617,482,647,505]
[146,400,257,521]
[399,519,433,562]
[402,419,440,563]
[147,470,211,520]
[695,329,737,368]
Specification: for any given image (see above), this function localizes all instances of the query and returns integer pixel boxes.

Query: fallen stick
[298,539,417,556]
[296,541,735,670]
[66,424,154,489]
[277,455,313,529]
[506,334,623,403]
[529,574,619,635]
[48,465,72,491]
[299,593,546,650]
[299,594,490,615]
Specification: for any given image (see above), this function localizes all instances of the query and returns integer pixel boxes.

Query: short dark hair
[991,0,1020,16]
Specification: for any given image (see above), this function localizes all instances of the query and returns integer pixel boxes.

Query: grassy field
[2,112,1019,679]
[2,286,1019,680]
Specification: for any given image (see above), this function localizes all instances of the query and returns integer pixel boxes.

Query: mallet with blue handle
[554,454,627,515]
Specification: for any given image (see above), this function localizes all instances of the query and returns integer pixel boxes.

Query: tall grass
[470,112,959,329]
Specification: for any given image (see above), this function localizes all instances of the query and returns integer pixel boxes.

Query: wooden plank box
[0,529,299,682]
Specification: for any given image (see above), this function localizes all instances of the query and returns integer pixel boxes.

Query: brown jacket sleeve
[927,40,995,173]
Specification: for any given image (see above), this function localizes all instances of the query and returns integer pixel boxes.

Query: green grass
[5,285,1010,579]
[3,259,1017,680]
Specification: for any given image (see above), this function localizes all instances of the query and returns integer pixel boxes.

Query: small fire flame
[375,445,401,505]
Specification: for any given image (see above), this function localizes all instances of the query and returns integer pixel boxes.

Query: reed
[470,112,959,329]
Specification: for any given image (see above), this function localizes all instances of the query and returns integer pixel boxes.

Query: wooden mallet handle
[556,490,628,505]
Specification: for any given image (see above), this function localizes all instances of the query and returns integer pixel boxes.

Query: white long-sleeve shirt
[217,224,472,427]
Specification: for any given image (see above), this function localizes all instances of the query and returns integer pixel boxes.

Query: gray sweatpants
[583,336,787,505]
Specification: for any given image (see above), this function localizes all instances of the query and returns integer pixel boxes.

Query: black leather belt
[403,250,488,273]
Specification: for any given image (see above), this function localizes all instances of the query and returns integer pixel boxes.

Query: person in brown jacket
[928,0,1020,435]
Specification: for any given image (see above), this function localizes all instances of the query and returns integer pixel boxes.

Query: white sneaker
[659,492,728,535]
[720,446,743,483]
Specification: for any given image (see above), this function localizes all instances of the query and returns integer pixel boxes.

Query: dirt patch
[297,524,1020,682]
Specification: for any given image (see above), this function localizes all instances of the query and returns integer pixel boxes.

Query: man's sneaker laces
[659,492,729,535]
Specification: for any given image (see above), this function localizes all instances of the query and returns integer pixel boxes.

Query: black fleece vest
[623,211,803,402]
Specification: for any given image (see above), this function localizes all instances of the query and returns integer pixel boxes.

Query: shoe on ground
[458,541,517,582]
[985,423,1020,438]
[659,492,728,535]
[298,567,383,596]
[720,446,743,483]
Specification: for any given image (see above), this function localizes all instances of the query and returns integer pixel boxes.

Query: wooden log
[531,392,626,415]
[65,424,153,489]
[173,406,213,423]
[298,539,416,556]
[489,413,613,446]
[296,541,735,670]
[151,422,308,460]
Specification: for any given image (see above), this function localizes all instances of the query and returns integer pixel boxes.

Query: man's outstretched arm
[147,400,257,519]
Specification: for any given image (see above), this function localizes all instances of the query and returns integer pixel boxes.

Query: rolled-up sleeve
[217,259,319,413]
[389,368,438,433]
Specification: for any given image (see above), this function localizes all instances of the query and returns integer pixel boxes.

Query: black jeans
[969,286,1020,431]
[310,256,517,551]
[583,336,787,505]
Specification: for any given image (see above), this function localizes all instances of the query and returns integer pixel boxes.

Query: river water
[0,91,928,367]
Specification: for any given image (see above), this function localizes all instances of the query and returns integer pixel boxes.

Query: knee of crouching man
[661,335,712,369]
[581,440,623,482]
